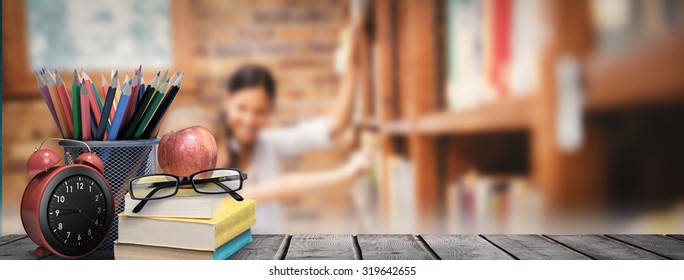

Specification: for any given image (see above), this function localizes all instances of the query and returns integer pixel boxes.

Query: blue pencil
[138,79,145,104]
[90,114,97,139]
[95,71,118,140]
[107,79,132,141]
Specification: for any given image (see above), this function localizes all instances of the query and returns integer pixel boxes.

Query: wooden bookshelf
[380,119,410,135]
[363,0,684,231]
[417,96,532,135]
[585,32,684,112]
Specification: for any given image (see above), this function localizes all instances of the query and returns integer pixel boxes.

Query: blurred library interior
[3,0,684,235]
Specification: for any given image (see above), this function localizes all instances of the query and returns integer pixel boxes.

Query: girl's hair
[227,64,277,101]
[221,64,277,168]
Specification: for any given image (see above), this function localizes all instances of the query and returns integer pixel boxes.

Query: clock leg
[34,246,49,258]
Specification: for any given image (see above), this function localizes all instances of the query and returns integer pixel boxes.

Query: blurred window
[26,0,172,70]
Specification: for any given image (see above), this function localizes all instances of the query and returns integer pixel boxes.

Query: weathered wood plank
[607,235,684,259]
[0,235,27,246]
[546,235,663,260]
[285,234,356,260]
[421,235,513,260]
[0,236,50,260]
[667,234,684,242]
[356,235,434,260]
[229,234,287,260]
[484,235,589,260]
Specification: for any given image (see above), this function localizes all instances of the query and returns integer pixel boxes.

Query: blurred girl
[216,21,367,233]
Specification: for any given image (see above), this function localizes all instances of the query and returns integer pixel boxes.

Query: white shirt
[234,118,332,233]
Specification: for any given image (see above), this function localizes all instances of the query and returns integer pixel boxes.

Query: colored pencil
[82,71,102,133]
[35,66,183,140]
[54,71,75,137]
[157,69,168,89]
[119,73,159,140]
[46,72,73,138]
[96,74,112,138]
[101,74,109,107]
[106,73,128,139]
[125,67,142,127]
[96,71,118,140]
[107,79,132,141]
[142,74,184,139]
[54,69,73,106]
[133,80,168,139]
[113,70,122,104]
[35,72,64,137]
[80,80,91,141]
[110,71,121,126]
[71,70,82,140]
[138,76,146,103]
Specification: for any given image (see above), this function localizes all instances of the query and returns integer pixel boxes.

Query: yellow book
[123,189,228,218]
[118,198,256,250]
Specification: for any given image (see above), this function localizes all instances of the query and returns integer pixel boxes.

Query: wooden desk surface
[2,234,683,260]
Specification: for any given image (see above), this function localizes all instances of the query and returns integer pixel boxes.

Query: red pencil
[124,66,142,127]
[52,72,75,138]
[83,71,102,129]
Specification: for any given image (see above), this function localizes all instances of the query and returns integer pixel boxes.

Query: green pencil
[132,81,167,139]
[71,70,81,140]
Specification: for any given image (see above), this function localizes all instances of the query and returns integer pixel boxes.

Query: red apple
[158,126,218,176]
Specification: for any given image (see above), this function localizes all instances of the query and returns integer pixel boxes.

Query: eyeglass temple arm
[191,174,246,185]
[132,185,170,213]
[214,182,244,201]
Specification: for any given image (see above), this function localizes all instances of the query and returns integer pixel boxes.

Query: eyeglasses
[128,168,247,213]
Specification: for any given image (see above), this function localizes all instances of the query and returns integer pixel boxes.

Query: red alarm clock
[21,139,114,258]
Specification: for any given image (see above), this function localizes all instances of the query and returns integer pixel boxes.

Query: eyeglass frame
[127,168,247,213]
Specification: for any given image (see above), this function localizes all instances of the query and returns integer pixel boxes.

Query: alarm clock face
[38,166,113,257]
[47,175,108,247]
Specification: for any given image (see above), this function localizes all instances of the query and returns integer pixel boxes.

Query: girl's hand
[343,150,370,178]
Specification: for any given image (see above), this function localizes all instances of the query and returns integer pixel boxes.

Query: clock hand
[53,209,81,216]
[75,208,97,224]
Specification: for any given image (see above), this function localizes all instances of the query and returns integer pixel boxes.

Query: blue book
[114,229,252,260]
[212,229,252,260]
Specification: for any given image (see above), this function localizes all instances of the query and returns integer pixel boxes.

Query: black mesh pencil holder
[60,139,160,251]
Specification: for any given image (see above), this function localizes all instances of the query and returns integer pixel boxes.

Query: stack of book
[114,190,256,260]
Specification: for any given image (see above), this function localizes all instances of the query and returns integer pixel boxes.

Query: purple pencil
[35,71,64,137]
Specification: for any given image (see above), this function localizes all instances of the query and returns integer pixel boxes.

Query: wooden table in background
[2,234,684,260]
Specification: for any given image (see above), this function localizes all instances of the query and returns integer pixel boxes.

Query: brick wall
[2,0,353,234]
[190,0,348,126]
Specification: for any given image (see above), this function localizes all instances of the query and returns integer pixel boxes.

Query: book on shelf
[444,173,541,233]
[446,0,542,111]
[386,154,415,233]
[350,131,383,231]
[114,229,252,260]
[118,197,256,251]
[591,0,684,54]
[123,189,228,218]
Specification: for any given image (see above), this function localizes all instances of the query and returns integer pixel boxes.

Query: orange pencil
[54,72,74,136]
